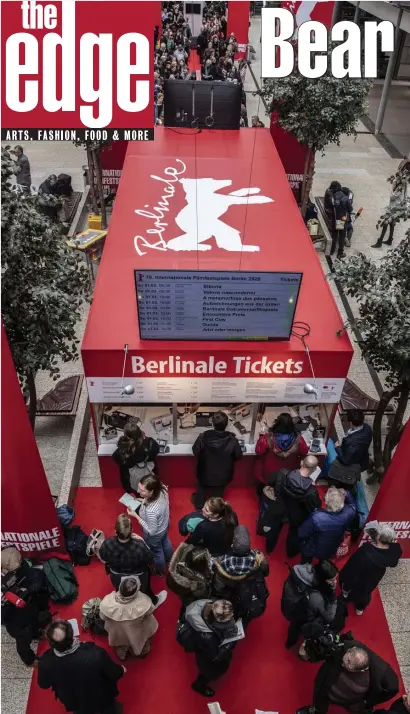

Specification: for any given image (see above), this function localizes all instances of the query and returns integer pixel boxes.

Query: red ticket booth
[81,128,353,489]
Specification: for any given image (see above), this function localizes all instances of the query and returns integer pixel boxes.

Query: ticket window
[255,402,333,455]
[175,403,259,446]
[94,403,175,448]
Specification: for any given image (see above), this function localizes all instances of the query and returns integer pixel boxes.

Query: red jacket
[254,432,309,483]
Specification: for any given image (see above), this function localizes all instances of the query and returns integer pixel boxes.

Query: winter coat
[99,590,158,656]
[184,599,237,681]
[335,424,373,471]
[187,512,239,556]
[213,551,269,620]
[281,470,321,528]
[213,550,269,597]
[288,563,338,628]
[340,542,402,602]
[112,436,160,493]
[193,429,242,488]
[377,697,409,714]
[312,636,399,713]
[298,493,356,560]
[38,642,124,714]
[166,542,213,606]
[255,431,309,483]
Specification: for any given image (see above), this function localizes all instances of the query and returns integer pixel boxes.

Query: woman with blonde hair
[100,576,158,660]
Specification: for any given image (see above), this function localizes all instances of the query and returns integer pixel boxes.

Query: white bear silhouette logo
[166,178,274,252]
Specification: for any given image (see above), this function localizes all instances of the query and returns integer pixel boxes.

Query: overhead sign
[135,270,302,341]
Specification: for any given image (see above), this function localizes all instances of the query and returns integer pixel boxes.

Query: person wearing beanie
[213,526,269,625]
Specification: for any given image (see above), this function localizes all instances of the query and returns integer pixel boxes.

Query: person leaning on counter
[112,420,160,495]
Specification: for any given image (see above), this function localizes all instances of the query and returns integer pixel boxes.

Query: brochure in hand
[220,618,245,646]
[119,493,142,511]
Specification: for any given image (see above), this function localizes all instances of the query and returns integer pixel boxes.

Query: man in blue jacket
[335,409,373,473]
[298,487,356,563]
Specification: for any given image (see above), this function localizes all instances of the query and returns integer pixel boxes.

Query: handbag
[129,460,154,489]
[86,529,105,561]
[328,459,361,489]
[333,532,351,561]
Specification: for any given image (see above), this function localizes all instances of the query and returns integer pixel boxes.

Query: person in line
[11,145,32,192]
[186,497,238,556]
[255,412,309,485]
[167,543,214,608]
[100,576,158,660]
[213,525,269,625]
[1,547,51,667]
[257,468,288,554]
[112,420,160,495]
[340,524,402,615]
[296,638,399,714]
[335,409,373,473]
[377,693,410,714]
[38,620,125,714]
[127,474,173,575]
[281,456,321,558]
[99,513,167,608]
[283,560,342,649]
[192,411,242,510]
[180,598,238,697]
[298,487,356,563]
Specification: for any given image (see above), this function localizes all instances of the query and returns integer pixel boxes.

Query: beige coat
[99,591,158,655]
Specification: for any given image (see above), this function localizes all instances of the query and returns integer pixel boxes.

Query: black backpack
[328,460,361,490]
[281,566,311,622]
[65,526,90,566]
[304,625,345,663]
[176,618,196,653]
[236,573,269,620]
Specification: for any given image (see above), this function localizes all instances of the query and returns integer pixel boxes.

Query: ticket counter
[81,129,354,488]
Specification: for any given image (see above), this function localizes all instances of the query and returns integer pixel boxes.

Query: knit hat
[232,525,251,556]
[1,547,22,575]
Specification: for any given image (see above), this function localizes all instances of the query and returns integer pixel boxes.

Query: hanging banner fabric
[1,324,66,559]
[363,420,410,558]
[227,1,250,59]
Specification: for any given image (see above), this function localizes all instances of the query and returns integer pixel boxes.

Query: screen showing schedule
[135,270,303,341]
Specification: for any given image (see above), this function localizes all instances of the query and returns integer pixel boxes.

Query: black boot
[383,239,393,246]
[191,678,215,697]
[371,240,383,248]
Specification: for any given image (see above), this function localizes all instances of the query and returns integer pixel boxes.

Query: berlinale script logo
[134,160,274,256]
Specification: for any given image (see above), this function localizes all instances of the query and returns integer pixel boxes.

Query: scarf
[54,637,80,657]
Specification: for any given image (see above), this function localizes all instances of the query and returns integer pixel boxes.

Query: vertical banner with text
[1,0,159,141]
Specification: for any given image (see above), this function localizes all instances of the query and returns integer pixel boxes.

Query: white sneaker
[153,590,167,610]
[356,609,364,616]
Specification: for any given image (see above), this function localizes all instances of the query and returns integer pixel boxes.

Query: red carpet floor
[27,487,402,714]
[188,52,201,73]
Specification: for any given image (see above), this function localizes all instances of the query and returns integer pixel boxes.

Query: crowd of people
[3,406,406,714]
[154,2,265,129]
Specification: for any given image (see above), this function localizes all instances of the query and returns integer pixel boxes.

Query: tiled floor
[2,19,409,712]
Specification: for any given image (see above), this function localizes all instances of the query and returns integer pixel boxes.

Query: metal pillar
[375,11,403,135]
[353,2,360,25]
[331,1,341,28]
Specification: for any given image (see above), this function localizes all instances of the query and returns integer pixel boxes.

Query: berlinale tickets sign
[1,0,157,141]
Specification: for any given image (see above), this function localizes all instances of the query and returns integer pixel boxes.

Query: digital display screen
[135,270,302,341]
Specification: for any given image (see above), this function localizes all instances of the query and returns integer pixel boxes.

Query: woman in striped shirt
[127,475,173,575]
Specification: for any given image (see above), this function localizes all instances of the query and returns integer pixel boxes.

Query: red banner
[1,1,158,132]
[281,1,334,28]
[363,420,410,558]
[1,324,66,560]
[100,141,129,196]
[227,1,250,59]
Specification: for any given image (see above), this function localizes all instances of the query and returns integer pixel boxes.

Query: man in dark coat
[296,636,399,714]
[38,620,125,714]
[335,409,373,473]
[281,456,321,557]
[298,487,356,562]
[192,410,242,509]
[340,524,402,614]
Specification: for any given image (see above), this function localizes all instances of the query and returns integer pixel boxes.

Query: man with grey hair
[298,486,356,562]
[281,455,321,558]
[340,523,402,614]
[296,638,399,713]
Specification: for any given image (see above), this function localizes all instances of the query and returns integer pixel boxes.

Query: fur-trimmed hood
[167,542,212,594]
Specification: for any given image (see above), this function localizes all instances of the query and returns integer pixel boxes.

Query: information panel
[135,270,302,341]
